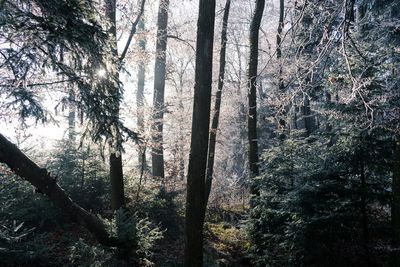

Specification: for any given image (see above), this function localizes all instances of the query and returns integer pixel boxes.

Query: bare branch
[167,34,195,52]
[119,0,146,62]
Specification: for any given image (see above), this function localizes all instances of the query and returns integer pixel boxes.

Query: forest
[0,0,399,266]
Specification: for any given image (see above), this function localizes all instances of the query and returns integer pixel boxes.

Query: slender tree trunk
[178,72,185,181]
[184,0,216,266]
[67,86,77,184]
[81,144,85,187]
[137,15,147,168]
[276,0,287,139]
[170,67,187,182]
[178,141,185,180]
[392,139,400,265]
[151,0,169,181]
[360,156,371,266]
[106,0,145,214]
[247,0,265,196]
[233,34,243,95]
[276,0,284,91]
[68,86,76,142]
[106,0,125,211]
[0,133,119,247]
[204,0,231,209]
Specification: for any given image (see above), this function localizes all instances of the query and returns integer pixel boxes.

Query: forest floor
[204,221,252,266]
[153,206,251,267]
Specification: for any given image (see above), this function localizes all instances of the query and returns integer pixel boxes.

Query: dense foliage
[249,130,393,266]
[248,0,399,266]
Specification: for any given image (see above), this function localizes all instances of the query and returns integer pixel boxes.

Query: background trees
[151,0,169,181]
[248,0,400,266]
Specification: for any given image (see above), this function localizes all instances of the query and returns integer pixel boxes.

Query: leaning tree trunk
[0,133,119,247]
[204,0,231,209]
[184,0,216,266]
[151,0,169,181]
[247,0,265,196]
[106,0,125,211]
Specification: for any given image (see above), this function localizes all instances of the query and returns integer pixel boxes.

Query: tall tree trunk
[392,139,400,265]
[276,0,287,139]
[151,0,169,181]
[0,133,119,247]
[276,0,284,91]
[247,0,265,196]
[137,15,147,168]
[176,69,186,181]
[106,0,125,211]
[204,0,231,209]
[178,71,186,181]
[184,0,216,266]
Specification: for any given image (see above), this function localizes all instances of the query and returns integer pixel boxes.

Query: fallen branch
[0,133,119,247]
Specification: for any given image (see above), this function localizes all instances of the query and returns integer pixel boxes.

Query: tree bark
[184,0,216,266]
[276,0,287,138]
[106,0,125,211]
[68,86,76,142]
[276,0,284,91]
[151,0,169,181]
[0,133,119,247]
[177,68,186,181]
[109,151,125,210]
[106,0,146,210]
[137,15,147,168]
[300,96,315,136]
[247,0,265,196]
[204,0,231,209]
